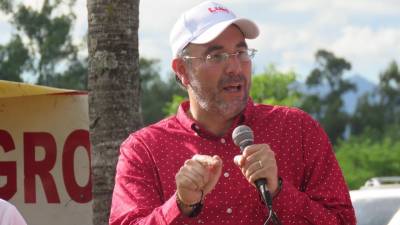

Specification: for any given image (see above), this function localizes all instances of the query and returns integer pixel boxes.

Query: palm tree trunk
[87,0,142,224]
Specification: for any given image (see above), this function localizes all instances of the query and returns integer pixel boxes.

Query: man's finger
[193,154,220,168]
[203,155,223,195]
[178,172,200,190]
[233,155,245,167]
[242,144,270,158]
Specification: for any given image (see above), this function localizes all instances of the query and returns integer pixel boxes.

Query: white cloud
[139,38,170,61]
[255,23,319,51]
[332,0,400,15]
[1,0,399,84]
[0,11,13,43]
[332,26,400,82]
[333,27,400,56]
[245,0,400,83]
[248,20,323,79]
[0,21,12,44]
[77,0,400,83]
[71,0,87,46]
[311,10,349,28]
[276,0,400,15]
[139,0,203,34]
[20,0,43,11]
[275,0,323,12]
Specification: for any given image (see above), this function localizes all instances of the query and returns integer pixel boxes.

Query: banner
[0,80,92,225]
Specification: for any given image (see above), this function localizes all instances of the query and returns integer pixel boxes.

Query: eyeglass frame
[181,48,257,66]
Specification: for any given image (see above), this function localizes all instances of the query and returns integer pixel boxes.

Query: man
[109,1,356,225]
[0,199,28,225]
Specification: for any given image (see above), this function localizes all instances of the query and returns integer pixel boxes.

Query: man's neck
[188,105,236,137]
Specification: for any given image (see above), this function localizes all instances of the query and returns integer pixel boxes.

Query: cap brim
[191,18,259,44]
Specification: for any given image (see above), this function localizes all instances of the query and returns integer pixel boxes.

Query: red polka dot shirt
[109,99,356,225]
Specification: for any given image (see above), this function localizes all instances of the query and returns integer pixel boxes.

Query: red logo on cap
[208,6,229,13]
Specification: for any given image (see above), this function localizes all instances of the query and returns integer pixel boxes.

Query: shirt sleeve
[273,111,356,225]
[109,134,181,225]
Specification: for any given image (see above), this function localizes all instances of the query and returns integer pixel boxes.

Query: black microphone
[232,125,273,208]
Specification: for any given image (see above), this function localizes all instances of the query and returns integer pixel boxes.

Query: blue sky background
[1,0,399,84]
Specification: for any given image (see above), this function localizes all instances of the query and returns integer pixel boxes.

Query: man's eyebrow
[203,45,224,56]
[203,41,249,56]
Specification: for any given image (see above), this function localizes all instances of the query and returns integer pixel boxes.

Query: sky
[1,0,399,84]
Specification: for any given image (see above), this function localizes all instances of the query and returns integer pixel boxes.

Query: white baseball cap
[169,1,259,58]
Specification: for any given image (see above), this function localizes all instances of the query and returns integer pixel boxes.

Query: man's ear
[172,58,190,87]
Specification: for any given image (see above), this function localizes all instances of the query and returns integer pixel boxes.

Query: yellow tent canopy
[0,80,85,98]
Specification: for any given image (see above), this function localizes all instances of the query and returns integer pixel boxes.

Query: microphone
[232,125,273,208]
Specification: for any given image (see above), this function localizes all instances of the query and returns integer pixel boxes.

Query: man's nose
[224,54,242,75]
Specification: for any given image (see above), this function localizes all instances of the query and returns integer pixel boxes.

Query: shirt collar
[176,98,255,139]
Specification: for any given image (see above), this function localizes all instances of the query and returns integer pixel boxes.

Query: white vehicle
[350,177,400,225]
[388,208,400,225]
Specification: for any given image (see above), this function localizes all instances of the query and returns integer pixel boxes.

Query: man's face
[184,25,252,119]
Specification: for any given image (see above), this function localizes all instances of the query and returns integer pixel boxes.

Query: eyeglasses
[182,48,257,66]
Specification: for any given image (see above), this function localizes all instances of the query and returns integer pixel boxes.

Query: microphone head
[232,125,254,152]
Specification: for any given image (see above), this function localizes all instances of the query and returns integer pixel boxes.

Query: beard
[189,73,250,119]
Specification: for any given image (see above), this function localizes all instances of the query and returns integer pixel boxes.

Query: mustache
[218,74,246,87]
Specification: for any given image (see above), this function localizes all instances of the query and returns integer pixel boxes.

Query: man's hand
[234,144,279,195]
[175,154,222,213]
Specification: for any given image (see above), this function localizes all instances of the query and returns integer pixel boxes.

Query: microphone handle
[255,178,267,189]
[239,141,273,208]
[256,179,273,208]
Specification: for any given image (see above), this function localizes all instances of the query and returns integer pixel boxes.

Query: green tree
[0,0,11,12]
[139,58,186,125]
[350,93,385,139]
[251,65,301,106]
[336,61,400,191]
[163,94,187,116]
[0,36,30,82]
[0,0,86,90]
[336,135,400,189]
[301,50,356,144]
[351,61,400,138]
[379,61,400,124]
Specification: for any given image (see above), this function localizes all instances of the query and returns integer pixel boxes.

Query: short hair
[174,46,191,89]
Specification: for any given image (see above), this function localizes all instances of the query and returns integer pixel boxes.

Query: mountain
[343,75,377,114]
[297,75,377,114]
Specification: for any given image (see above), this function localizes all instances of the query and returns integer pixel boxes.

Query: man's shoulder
[252,103,308,119]
[127,115,182,141]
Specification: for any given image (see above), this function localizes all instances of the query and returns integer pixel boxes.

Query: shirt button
[220,138,226,144]
[224,172,229,178]
[226,208,232,214]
